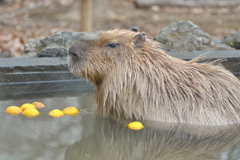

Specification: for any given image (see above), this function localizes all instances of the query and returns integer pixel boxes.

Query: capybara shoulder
[68,29,240,125]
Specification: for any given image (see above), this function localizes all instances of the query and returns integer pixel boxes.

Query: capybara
[68,28,240,125]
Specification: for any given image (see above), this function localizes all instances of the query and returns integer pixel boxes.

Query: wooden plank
[135,0,240,7]
[80,0,92,32]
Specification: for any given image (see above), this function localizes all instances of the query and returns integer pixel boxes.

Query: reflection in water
[1,93,240,160]
[0,95,94,160]
[65,115,240,160]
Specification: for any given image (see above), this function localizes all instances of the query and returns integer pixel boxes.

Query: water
[0,93,94,160]
[1,92,240,160]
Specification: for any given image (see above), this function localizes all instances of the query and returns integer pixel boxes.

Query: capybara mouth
[69,64,82,77]
[68,55,83,78]
[68,42,85,77]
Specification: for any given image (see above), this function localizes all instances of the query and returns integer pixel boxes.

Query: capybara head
[68,29,152,85]
[68,28,240,125]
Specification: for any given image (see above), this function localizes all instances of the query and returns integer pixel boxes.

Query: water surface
[1,92,240,160]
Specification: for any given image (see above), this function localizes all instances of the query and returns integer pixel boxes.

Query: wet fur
[69,29,240,125]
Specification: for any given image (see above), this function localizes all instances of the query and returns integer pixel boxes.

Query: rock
[38,47,68,57]
[222,30,240,49]
[18,52,38,58]
[0,52,14,58]
[134,0,240,8]
[0,0,18,4]
[24,39,44,54]
[154,21,233,52]
[42,31,86,48]
[23,31,86,57]
[22,27,237,58]
[212,39,235,50]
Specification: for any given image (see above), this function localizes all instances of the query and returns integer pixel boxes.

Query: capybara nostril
[72,52,78,59]
[69,51,79,59]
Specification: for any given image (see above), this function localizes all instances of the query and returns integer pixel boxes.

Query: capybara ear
[134,32,146,47]
[129,26,138,32]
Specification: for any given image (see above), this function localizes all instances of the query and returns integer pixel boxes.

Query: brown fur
[68,29,240,125]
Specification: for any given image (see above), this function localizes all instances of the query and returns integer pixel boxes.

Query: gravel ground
[0,0,240,56]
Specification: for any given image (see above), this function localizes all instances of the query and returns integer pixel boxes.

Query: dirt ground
[0,0,240,56]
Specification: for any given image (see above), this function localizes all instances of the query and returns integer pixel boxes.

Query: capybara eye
[69,52,78,59]
[106,43,119,48]
[129,26,138,32]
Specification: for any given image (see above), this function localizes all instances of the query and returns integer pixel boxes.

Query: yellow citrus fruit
[6,106,22,115]
[22,108,40,118]
[63,107,79,116]
[20,103,36,111]
[32,102,46,109]
[127,121,144,130]
[48,109,65,118]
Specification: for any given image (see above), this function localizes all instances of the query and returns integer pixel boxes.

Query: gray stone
[0,57,94,100]
[23,31,86,57]
[38,47,68,57]
[24,39,44,54]
[154,21,234,52]
[0,52,14,58]
[134,0,240,8]
[222,30,240,49]
[0,0,18,4]
[1,51,240,99]
[0,57,68,73]
[18,52,38,58]
[212,39,235,50]
[41,31,86,48]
